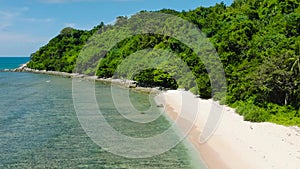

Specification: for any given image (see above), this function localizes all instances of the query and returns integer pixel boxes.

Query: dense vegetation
[28,0,300,126]
[133,68,178,89]
[27,23,105,73]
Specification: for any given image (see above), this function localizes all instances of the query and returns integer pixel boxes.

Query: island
[20,0,300,168]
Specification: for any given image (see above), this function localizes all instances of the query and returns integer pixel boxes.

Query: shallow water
[0,58,206,168]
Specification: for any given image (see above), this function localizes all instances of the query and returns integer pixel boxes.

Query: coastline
[157,90,300,169]
[7,63,300,169]
[5,64,159,94]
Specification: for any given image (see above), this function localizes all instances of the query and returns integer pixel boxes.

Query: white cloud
[0,10,18,30]
[22,18,53,23]
[0,11,17,19]
[0,31,49,43]
[39,0,95,3]
[0,23,11,31]
[0,30,51,55]
[0,7,33,30]
[38,0,138,3]
[0,7,54,32]
[112,0,141,2]
[0,7,28,19]
[0,7,54,55]
[64,22,76,28]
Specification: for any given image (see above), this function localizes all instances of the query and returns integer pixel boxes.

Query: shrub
[233,101,270,122]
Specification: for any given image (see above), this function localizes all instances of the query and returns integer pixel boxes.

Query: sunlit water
[0,58,206,168]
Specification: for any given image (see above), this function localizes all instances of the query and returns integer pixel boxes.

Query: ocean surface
[0,57,205,168]
[0,57,29,70]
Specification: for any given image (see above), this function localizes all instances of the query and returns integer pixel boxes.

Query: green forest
[27,0,300,126]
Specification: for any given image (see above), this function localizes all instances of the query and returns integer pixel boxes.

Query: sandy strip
[156,90,300,169]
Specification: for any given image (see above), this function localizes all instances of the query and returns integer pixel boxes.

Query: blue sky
[0,0,233,57]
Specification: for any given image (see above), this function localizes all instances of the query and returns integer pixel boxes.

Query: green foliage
[27,24,104,73]
[232,100,300,126]
[133,68,178,89]
[233,100,270,122]
[94,33,211,98]
[27,0,300,126]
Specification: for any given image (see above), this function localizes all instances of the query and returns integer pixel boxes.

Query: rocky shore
[2,63,159,94]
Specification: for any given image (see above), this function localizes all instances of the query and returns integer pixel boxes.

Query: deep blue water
[0,57,205,168]
[0,57,29,70]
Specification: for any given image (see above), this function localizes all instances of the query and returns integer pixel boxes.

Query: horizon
[0,0,233,57]
[0,56,29,57]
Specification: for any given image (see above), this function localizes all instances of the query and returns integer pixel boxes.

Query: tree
[27,1,300,125]
[133,68,178,89]
[254,51,299,106]
[287,40,300,74]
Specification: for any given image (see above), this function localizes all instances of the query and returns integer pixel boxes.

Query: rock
[156,104,164,108]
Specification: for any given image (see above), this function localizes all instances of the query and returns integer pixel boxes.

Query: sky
[0,0,233,57]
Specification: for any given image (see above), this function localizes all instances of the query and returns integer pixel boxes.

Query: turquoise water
[0,57,29,70]
[0,58,205,168]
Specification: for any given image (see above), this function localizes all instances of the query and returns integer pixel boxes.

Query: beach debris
[156,104,164,108]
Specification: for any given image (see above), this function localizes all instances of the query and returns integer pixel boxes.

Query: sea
[0,57,206,168]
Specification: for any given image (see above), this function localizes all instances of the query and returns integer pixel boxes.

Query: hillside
[27,0,300,126]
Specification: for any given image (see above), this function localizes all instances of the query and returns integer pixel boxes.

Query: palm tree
[288,40,300,74]
[286,40,300,114]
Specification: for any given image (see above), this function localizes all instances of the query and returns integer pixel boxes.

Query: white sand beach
[17,65,300,168]
[156,90,300,169]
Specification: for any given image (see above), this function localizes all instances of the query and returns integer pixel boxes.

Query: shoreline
[157,90,300,169]
[6,64,300,168]
[162,101,229,169]
[3,64,160,94]
[7,64,217,168]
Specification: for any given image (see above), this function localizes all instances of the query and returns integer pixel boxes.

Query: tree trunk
[285,92,288,106]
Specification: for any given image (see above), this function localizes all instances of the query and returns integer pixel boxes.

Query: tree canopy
[27,0,300,126]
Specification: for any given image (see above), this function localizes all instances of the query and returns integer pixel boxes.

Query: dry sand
[156,90,300,169]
